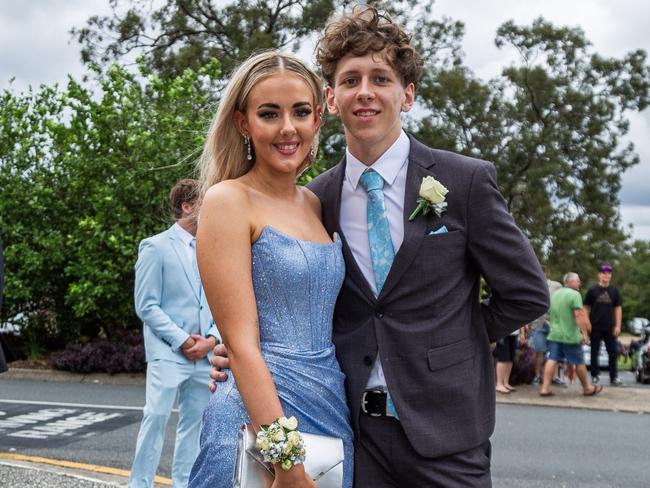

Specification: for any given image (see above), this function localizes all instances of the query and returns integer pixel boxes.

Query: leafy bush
[0,60,222,351]
[51,333,145,374]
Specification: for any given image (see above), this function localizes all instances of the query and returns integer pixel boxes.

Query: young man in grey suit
[212,8,548,486]
[129,179,220,488]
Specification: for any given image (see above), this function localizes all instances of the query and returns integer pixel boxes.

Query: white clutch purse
[233,423,344,487]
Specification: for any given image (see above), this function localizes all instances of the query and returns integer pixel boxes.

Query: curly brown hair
[316,6,423,88]
[169,178,199,220]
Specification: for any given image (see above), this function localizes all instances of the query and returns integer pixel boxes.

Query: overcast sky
[2,0,649,240]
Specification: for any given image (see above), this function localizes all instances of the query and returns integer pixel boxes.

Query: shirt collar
[345,131,410,190]
[173,222,195,246]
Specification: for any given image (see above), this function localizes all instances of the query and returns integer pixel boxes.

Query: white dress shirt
[340,130,410,390]
[173,222,195,268]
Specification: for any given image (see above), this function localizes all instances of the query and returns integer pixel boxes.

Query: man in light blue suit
[129,179,220,488]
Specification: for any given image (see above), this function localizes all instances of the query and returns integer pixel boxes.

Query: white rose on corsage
[409,176,448,221]
[255,435,270,451]
[286,430,302,448]
[277,416,298,431]
[271,428,286,442]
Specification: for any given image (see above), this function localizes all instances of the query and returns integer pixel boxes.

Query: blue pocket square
[429,225,448,235]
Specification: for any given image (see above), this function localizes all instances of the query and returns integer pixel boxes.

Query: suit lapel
[323,159,377,304]
[379,137,436,300]
[168,228,200,301]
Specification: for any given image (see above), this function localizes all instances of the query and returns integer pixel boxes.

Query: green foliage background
[1,60,222,352]
[1,0,650,355]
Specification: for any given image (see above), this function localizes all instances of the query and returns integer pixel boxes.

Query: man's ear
[180,201,196,218]
[325,86,339,116]
[314,104,323,130]
[234,110,248,135]
[401,83,416,113]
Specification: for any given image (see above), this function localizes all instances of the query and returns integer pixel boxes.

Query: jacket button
[363,356,373,366]
[200,306,203,310]
[376,311,384,319]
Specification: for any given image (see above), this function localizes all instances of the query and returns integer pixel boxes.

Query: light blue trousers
[129,359,211,488]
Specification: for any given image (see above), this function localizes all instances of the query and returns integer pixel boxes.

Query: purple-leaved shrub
[52,333,145,374]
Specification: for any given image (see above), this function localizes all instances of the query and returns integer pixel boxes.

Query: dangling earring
[244,134,252,161]
[310,145,315,157]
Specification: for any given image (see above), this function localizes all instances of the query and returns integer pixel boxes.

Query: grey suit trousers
[355,413,492,488]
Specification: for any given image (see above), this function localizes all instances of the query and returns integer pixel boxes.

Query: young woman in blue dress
[188,51,353,488]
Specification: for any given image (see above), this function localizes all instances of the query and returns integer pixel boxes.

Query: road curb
[0,452,171,487]
[494,383,650,414]
[3,368,145,386]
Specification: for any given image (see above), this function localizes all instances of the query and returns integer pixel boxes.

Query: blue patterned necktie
[189,238,202,297]
[359,169,395,294]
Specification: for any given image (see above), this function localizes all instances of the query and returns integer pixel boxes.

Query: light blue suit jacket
[134,226,219,364]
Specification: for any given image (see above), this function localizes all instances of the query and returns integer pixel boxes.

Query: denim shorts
[531,323,549,352]
[548,341,585,365]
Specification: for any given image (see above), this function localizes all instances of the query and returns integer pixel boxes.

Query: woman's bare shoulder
[202,180,252,210]
[204,179,248,201]
[199,180,255,229]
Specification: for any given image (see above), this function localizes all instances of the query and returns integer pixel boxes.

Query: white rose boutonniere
[408,176,449,221]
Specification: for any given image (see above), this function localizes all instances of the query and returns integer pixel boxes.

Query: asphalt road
[492,404,649,488]
[0,379,176,479]
[2,378,649,487]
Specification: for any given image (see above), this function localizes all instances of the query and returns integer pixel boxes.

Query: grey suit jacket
[308,136,548,458]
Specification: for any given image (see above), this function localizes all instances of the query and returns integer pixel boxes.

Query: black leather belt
[361,390,397,418]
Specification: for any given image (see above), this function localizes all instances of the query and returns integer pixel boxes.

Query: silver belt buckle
[361,390,384,417]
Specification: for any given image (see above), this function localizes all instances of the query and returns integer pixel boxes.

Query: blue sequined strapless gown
[188,226,353,488]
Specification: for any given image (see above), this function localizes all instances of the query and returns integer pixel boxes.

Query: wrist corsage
[256,416,306,471]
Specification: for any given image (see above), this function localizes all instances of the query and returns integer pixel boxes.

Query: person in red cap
[584,264,623,386]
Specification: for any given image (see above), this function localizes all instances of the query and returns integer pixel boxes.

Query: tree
[73,0,338,78]
[73,0,464,78]
[72,0,466,163]
[616,240,650,322]
[414,18,650,281]
[0,60,222,353]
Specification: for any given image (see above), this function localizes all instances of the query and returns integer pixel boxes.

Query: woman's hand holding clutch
[272,464,317,488]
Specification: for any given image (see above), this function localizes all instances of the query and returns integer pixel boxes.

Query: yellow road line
[0,452,172,485]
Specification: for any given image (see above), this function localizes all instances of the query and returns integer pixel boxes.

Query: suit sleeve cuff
[171,332,191,352]
[206,325,221,344]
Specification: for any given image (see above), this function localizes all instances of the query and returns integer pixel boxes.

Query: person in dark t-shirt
[584,263,622,386]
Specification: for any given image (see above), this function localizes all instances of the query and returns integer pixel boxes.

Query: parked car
[627,317,649,335]
[0,314,26,362]
[631,325,650,384]
[0,321,21,336]
[633,343,650,384]
[583,342,609,370]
